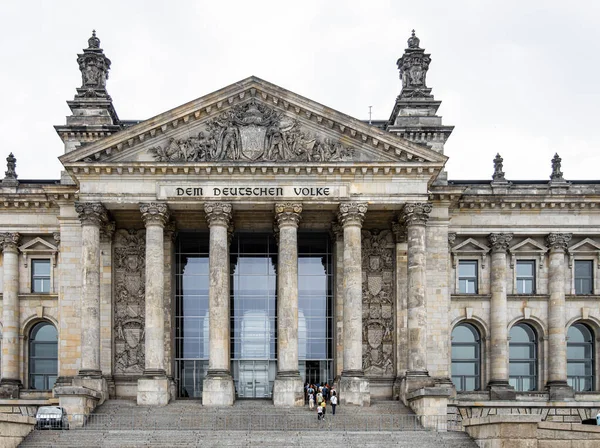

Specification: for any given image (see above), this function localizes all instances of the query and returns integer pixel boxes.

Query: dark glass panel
[31,323,58,341]
[575,260,593,277]
[452,324,478,343]
[32,259,51,276]
[516,261,534,277]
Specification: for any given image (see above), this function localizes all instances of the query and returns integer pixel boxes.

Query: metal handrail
[41,413,462,432]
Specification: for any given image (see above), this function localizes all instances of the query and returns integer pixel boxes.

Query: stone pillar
[0,233,21,398]
[273,203,304,407]
[392,221,408,399]
[338,202,370,406]
[99,222,115,395]
[137,202,170,406]
[75,203,108,378]
[402,203,434,390]
[545,233,574,400]
[202,202,235,406]
[487,233,515,399]
[332,222,344,380]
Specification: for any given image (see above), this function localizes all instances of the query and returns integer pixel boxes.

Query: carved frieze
[361,229,395,376]
[113,229,146,375]
[148,99,355,163]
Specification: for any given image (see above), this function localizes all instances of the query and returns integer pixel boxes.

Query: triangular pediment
[509,238,547,254]
[569,238,600,253]
[451,238,490,254]
[60,77,447,169]
[19,237,58,253]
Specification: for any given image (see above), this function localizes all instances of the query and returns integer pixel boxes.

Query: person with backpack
[317,403,323,421]
[330,394,337,415]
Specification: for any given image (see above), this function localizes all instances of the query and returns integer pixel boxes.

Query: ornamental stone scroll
[338,202,368,226]
[140,203,170,227]
[275,203,302,227]
[0,233,21,252]
[204,202,232,228]
[487,233,513,253]
[75,202,109,227]
[401,202,432,226]
[546,233,572,252]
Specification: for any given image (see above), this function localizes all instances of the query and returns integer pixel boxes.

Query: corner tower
[386,31,454,163]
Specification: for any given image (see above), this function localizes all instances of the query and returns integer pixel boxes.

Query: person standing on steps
[330,394,337,415]
[317,403,323,421]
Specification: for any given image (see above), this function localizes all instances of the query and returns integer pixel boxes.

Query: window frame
[31,259,52,294]
[457,260,479,294]
[28,321,58,391]
[509,323,538,392]
[515,259,536,294]
[567,322,595,392]
[573,259,594,295]
[451,322,482,392]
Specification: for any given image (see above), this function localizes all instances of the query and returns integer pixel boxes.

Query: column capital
[487,233,513,253]
[401,202,432,226]
[75,202,108,227]
[546,233,572,252]
[0,232,20,252]
[275,203,302,228]
[392,221,407,243]
[338,202,367,227]
[204,202,232,227]
[140,202,170,227]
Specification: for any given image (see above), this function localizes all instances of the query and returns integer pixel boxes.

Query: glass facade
[451,323,481,391]
[298,233,333,385]
[509,323,538,391]
[29,322,58,390]
[567,323,595,392]
[175,234,210,398]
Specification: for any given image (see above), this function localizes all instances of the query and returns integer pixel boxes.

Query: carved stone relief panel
[148,99,354,163]
[113,229,146,375]
[361,229,395,376]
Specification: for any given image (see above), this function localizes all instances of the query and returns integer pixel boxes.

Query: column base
[202,371,234,406]
[0,378,22,399]
[339,371,370,406]
[546,380,575,400]
[137,376,171,406]
[72,375,108,405]
[273,372,304,407]
[487,379,516,400]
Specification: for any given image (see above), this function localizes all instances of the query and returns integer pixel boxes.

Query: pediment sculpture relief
[148,99,355,162]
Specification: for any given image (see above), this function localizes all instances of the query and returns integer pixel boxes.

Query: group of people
[305,383,338,421]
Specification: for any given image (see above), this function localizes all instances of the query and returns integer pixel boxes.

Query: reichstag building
[0,31,598,422]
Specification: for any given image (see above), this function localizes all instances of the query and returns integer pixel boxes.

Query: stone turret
[54,31,122,158]
[386,31,454,160]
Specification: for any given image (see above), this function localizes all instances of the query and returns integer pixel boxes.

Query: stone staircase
[20,399,478,447]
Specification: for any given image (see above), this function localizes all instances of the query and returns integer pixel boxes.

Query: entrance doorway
[232,360,276,398]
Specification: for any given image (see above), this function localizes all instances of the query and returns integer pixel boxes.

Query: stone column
[392,221,408,398]
[202,202,234,406]
[402,203,432,382]
[273,203,304,407]
[332,222,344,380]
[75,202,108,378]
[487,233,515,399]
[137,202,170,406]
[0,233,21,398]
[545,233,574,399]
[338,202,370,406]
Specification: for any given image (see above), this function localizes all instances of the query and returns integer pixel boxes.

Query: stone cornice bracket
[392,220,407,243]
[546,233,572,252]
[53,232,61,248]
[1,232,21,252]
[204,202,232,228]
[140,202,170,227]
[274,203,302,228]
[487,233,513,253]
[75,202,109,227]
[401,202,432,226]
[448,232,457,247]
[337,202,368,227]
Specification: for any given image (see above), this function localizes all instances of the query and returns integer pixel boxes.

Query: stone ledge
[464,414,542,426]
[406,387,452,401]
[54,386,102,400]
[538,421,600,434]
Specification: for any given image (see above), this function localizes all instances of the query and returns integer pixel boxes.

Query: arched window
[567,323,595,392]
[29,322,58,390]
[451,323,481,391]
[509,323,537,391]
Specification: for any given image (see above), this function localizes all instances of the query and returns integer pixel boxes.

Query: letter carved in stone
[361,229,395,376]
[148,99,355,163]
[113,229,146,375]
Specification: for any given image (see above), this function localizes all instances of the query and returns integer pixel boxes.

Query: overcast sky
[0,0,598,181]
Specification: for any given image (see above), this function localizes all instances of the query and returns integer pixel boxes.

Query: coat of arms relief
[361,229,395,376]
[148,99,354,162]
[113,229,146,375]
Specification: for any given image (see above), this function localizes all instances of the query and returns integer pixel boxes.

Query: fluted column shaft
[403,203,431,373]
[140,202,169,375]
[1,233,21,385]
[205,202,232,374]
[546,233,571,385]
[275,203,302,375]
[339,202,367,375]
[76,202,107,376]
[488,233,513,386]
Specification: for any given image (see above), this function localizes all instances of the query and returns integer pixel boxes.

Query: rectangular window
[31,259,51,293]
[516,260,535,294]
[458,260,478,294]
[575,260,593,295]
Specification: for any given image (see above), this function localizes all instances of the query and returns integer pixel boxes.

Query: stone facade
[1,31,599,443]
